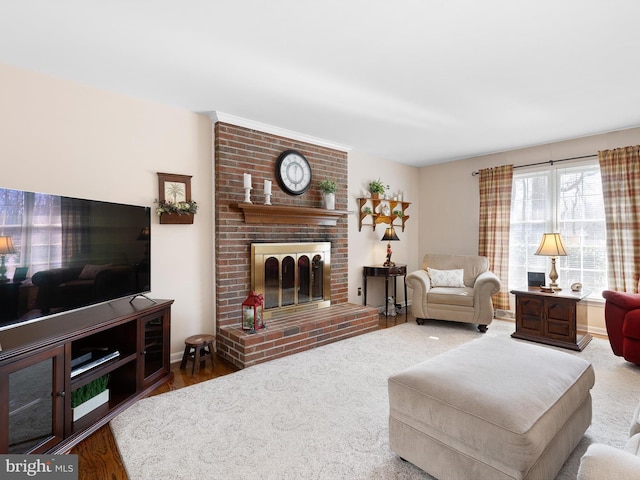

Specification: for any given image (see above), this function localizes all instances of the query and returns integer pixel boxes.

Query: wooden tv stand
[0,297,173,454]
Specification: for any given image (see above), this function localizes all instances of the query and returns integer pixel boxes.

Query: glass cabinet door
[140,312,167,386]
[1,346,64,453]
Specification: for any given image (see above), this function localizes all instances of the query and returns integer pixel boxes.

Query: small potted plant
[72,374,110,421]
[369,179,389,199]
[318,179,337,210]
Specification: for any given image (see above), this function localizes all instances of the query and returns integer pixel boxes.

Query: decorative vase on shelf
[322,193,335,210]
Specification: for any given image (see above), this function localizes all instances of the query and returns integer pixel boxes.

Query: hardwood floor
[71,313,409,479]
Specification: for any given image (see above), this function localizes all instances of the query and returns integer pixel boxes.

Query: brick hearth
[214,121,377,369]
[217,304,379,369]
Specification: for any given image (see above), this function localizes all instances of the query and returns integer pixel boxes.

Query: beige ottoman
[388,336,595,480]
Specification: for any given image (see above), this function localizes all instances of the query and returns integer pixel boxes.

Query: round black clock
[275,150,312,196]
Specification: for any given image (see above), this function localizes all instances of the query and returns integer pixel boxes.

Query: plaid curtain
[61,197,90,266]
[478,164,513,310]
[598,146,640,292]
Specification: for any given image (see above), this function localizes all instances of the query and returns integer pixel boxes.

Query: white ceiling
[1,1,640,167]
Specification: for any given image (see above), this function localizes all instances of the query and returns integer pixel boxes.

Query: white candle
[244,173,251,189]
[264,179,272,195]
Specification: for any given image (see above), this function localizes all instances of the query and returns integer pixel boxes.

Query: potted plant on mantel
[369,179,389,199]
[318,179,338,210]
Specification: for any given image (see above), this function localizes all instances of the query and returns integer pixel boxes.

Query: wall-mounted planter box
[159,213,194,224]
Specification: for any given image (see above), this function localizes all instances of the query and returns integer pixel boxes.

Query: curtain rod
[471,154,598,176]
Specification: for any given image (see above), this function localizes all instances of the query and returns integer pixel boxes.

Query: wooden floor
[71,312,410,480]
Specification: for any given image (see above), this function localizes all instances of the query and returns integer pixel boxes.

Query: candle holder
[244,188,252,204]
[264,194,272,205]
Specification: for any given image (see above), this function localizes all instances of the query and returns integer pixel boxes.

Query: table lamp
[534,233,567,290]
[0,236,17,283]
[382,226,399,267]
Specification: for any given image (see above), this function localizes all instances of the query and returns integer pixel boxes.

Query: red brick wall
[214,122,349,331]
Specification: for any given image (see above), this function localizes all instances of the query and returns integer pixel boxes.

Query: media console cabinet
[0,297,173,454]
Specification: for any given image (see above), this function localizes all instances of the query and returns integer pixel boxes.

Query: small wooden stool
[180,334,215,374]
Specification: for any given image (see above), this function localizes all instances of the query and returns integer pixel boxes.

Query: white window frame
[0,190,62,278]
[508,159,607,301]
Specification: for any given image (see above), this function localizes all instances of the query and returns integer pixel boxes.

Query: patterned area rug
[111,319,640,479]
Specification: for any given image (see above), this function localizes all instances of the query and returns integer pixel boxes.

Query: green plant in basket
[71,374,110,408]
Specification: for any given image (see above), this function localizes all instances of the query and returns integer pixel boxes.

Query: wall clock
[275,150,312,195]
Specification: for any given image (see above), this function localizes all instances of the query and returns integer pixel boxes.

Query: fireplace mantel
[233,203,349,226]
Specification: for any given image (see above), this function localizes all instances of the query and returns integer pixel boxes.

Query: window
[508,161,607,299]
[0,189,62,278]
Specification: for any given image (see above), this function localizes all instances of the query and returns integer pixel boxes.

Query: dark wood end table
[363,264,408,319]
[510,286,592,351]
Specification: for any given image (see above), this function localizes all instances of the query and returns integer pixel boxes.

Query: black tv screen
[0,187,151,329]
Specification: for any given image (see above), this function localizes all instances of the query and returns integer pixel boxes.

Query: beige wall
[419,127,640,335]
[347,151,420,310]
[0,64,214,358]
[4,62,631,345]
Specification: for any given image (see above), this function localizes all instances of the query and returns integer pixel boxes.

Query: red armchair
[602,289,640,365]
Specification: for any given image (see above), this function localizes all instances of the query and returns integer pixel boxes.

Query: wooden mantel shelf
[233,203,349,226]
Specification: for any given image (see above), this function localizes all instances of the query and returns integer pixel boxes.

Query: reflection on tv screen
[0,187,151,329]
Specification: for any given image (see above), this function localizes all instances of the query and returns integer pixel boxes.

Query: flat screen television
[0,187,151,330]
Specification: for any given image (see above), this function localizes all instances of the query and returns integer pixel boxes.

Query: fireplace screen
[252,243,331,318]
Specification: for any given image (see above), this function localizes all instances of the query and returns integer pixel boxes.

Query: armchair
[602,288,640,365]
[577,401,640,479]
[406,254,501,332]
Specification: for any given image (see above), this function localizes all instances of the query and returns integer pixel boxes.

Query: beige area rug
[111,319,640,480]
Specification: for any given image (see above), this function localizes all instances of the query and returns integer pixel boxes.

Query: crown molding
[207,111,351,152]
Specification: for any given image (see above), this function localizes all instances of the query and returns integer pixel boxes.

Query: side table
[363,264,407,319]
[510,286,592,351]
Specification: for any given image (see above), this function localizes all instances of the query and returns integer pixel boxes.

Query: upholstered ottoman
[388,336,595,480]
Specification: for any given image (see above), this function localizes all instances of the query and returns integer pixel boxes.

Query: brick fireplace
[213,119,378,369]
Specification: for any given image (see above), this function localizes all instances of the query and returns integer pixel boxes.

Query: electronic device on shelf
[70,349,120,378]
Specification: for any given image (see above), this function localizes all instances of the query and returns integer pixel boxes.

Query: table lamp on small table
[534,233,567,290]
[382,226,400,267]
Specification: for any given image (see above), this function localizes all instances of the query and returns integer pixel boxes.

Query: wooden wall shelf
[234,203,349,226]
[357,198,411,231]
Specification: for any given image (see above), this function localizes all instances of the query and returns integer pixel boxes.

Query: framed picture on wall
[156,172,195,224]
[157,172,192,204]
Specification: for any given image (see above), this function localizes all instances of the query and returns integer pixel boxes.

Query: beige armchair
[406,254,501,332]
[577,401,640,479]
